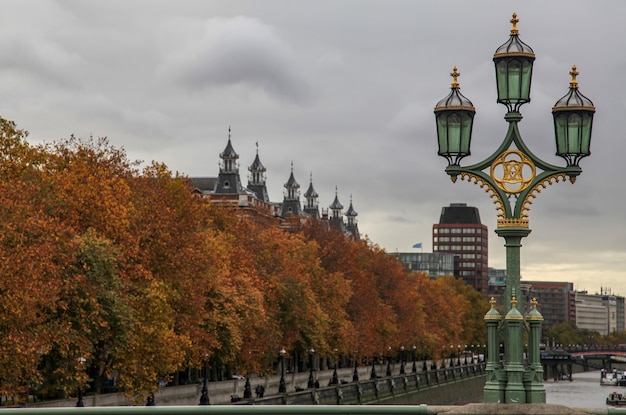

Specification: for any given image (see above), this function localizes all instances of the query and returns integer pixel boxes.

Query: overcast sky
[0,0,623,295]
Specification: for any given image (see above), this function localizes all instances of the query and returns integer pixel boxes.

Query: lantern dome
[434,67,476,167]
[435,67,475,110]
[552,66,595,169]
[493,13,535,112]
[552,66,595,109]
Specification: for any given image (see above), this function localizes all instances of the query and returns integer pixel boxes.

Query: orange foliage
[0,117,488,401]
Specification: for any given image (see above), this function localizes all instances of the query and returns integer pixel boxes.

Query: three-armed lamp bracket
[433,13,596,405]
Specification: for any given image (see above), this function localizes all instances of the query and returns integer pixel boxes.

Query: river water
[545,370,614,409]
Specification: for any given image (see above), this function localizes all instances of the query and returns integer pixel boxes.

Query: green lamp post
[434,13,595,404]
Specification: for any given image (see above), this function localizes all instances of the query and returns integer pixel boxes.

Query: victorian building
[189,128,360,239]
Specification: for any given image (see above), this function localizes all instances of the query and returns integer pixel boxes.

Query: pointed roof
[220,127,238,159]
[304,173,318,198]
[329,187,343,210]
[284,162,300,188]
[248,142,266,172]
[346,196,357,217]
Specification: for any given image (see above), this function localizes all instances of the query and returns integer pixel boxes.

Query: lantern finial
[510,13,519,35]
[450,66,461,89]
[569,65,579,89]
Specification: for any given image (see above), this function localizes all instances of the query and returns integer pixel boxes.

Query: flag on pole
[412,243,422,249]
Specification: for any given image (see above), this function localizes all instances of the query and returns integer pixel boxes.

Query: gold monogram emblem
[490,150,536,194]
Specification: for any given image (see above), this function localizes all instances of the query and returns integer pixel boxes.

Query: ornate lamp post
[278,348,287,393]
[399,346,406,375]
[434,13,595,404]
[199,354,210,405]
[412,345,418,373]
[449,345,454,368]
[370,355,377,380]
[307,348,316,389]
[331,349,339,385]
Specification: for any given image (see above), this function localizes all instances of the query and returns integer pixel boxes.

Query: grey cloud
[157,16,312,104]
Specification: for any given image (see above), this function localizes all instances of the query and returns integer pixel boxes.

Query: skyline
[0,1,624,295]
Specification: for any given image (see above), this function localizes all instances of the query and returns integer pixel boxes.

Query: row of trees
[0,117,488,402]
[547,322,626,348]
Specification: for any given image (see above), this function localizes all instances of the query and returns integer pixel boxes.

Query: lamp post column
[526,299,546,403]
[279,349,287,393]
[504,297,526,403]
[484,298,503,403]
[495,228,531,315]
[199,356,210,405]
[307,348,316,389]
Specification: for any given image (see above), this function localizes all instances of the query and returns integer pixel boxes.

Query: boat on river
[601,369,626,386]
[607,391,626,406]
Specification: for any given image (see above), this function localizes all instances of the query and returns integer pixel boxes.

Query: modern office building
[489,269,625,336]
[524,281,575,337]
[388,252,455,279]
[575,291,626,336]
[432,203,489,294]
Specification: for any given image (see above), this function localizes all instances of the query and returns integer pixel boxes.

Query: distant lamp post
[331,349,339,385]
[370,356,377,380]
[399,346,406,375]
[243,377,252,399]
[457,345,461,366]
[433,13,595,404]
[449,345,454,368]
[412,345,417,373]
[307,348,316,389]
[353,350,359,382]
[76,357,86,407]
[199,354,210,405]
[440,346,446,370]
[386,347,392,377]
[278,348,287,393]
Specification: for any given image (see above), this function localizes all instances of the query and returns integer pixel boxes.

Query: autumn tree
[0,117,492,401]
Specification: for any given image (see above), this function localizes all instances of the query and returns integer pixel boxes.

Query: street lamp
[199,354,210,405]
[307,348,316,389]
[353,350,359,382]
[456,345,461,367]
[370,355,377,380]
[76,357,86,407]
[399,346,405,375]
[278,348,287,393]
[449,345,454,368]
[412,345,417,373]
[331,349,339,385]
[386,347,392,377]
[434,13,595,404]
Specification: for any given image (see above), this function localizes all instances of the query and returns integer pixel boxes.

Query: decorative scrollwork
[519,173,569,222]
[457,172,506,223]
